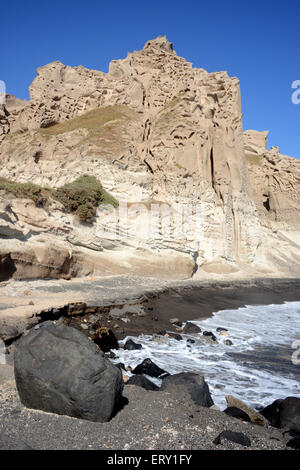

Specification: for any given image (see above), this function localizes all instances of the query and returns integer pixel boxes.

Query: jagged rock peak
[143,35,175,54]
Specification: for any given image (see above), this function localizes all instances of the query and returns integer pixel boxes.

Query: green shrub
[53,175,118,222]
[0,175,118,223]
[0,177,48,207]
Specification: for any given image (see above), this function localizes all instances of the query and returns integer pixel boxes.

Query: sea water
[113,301,300,409]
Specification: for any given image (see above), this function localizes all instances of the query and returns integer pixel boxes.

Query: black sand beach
[0,276,300,450]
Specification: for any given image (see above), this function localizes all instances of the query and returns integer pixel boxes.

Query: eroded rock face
[14,321,123,422]
[0,36,299,280]
[245,132,300,229]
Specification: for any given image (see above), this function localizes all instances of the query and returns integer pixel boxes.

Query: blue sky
[1,0,299,157]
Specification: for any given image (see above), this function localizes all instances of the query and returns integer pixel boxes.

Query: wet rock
[155,330,167,336]
[93,327,119,352]
[160,372,214,407]
[14,321,123,422]
[224,339,233,346]
[182,322,201,334]
[123,339,142,350]
[216,327,228,332]
[167,332,183,341]
[224,406,251,422]
[132,358,169,378]
[127,374,159,391]
[213,430,251,447]
[152,334,169,345]
[105,351,117,359]
[203,331,217,341]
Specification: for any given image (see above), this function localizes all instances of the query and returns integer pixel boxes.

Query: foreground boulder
[260,397,300,433]
[14,322,123,422]
[160,372,214,407]
[127,374,159,391]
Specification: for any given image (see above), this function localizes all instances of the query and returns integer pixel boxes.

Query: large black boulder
[260,396,300,433]
[160,372,214,407]
[132,358,169,378]
[127,374,159,391]
[14,322,123,422]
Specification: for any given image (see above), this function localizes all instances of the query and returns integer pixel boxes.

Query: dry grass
[38,105,135,136]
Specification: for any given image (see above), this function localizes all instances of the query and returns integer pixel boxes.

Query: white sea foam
[112,301,300,409]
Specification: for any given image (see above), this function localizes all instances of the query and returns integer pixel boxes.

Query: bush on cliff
[0,175,118,223]
[54,175,118,222]
[0,177,48,207]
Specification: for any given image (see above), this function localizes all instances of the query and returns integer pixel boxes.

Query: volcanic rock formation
[0,36,299,280]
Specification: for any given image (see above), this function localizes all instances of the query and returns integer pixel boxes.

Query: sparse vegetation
[54,175,118,222]
[0,177,49,207]
[0,175,118,223]
[38,105,134,136]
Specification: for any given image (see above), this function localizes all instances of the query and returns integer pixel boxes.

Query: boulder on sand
[160,372,214,407]
[213,430,251,447]
[260,396,300,433]
[127,374,159,391]
[14,321,123,422]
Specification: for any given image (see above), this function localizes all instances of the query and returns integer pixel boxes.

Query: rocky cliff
[0,36,299,281]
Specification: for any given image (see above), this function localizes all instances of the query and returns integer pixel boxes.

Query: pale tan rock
[225,395,268,427]
[244,130,269,156]
[0,36,299,280]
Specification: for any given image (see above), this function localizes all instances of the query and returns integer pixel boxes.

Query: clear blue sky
[2,0,299,157]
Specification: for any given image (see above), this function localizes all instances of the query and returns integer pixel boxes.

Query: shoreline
[1,276,300,348]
